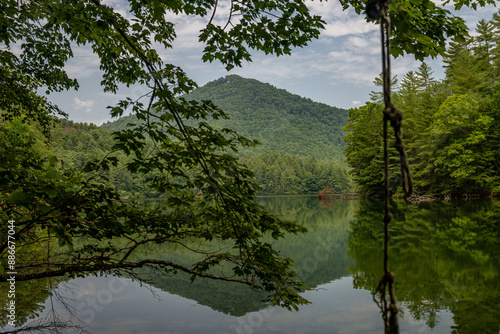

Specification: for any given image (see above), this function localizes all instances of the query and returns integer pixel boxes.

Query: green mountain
[102,75,348,160]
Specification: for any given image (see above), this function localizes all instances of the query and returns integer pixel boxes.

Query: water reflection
[121,196,356,316]
[1,197,499,333]
[349,199,500,334]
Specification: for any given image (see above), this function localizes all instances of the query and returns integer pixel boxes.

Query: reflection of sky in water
[27,275,455,334]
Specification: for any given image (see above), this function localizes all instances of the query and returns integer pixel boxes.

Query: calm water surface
[1,196,499,333]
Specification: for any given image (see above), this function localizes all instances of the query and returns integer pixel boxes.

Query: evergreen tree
[343,102,400,197]
[491,10,500,79]
[444,37,487,94]
[473,19,496,91]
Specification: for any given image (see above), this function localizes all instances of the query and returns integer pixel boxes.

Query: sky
[44,0,498,125]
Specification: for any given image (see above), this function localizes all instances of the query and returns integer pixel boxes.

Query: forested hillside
[56,76,351,197]
[344,12,500,198]
[103,75,348,160]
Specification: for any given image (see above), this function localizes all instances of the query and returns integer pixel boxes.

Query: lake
[1,196,499,333]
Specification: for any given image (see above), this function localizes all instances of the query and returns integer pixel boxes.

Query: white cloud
[169,17,207,50]
[327,50,367,63]
[323,19,378,37]
[345,34,380,54]
[65,47,101,79]
[306,1,378,38]
[73,98,95,114]
[306,0,350,21]
[352,100,361,106]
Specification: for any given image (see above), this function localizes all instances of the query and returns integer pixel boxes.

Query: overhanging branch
[0,259,255,285]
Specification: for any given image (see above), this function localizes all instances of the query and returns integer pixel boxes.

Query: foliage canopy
[0,0,496,313]
[344,11,500,197]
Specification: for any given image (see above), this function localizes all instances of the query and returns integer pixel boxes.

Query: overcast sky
[45,0,498,125]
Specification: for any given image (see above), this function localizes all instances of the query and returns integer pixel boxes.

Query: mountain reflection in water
[1,196,499,334]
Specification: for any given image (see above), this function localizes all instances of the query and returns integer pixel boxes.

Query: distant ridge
[102,75,348,159]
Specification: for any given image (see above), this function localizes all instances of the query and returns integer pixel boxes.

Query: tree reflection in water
[349,198,500,334]
[0,278,88,334]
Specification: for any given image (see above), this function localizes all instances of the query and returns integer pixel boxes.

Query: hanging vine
[366,0,413,332]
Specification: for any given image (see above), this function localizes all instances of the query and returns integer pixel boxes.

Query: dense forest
[240,153,350,195]
[344,11,500,198]
[54,76,351,197]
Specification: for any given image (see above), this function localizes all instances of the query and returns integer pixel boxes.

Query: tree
[492,11,500,79]
[397,70,422,138]
[444,38,487,94]
[369,72,398,103]
[343,102,402,197]
[0,0,326,311]
[473,19,495,72]
[0,0,496,314]
[428,94,494,195]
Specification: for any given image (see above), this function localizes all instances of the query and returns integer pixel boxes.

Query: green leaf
[7,191,31,206]
[46,166,61,180]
